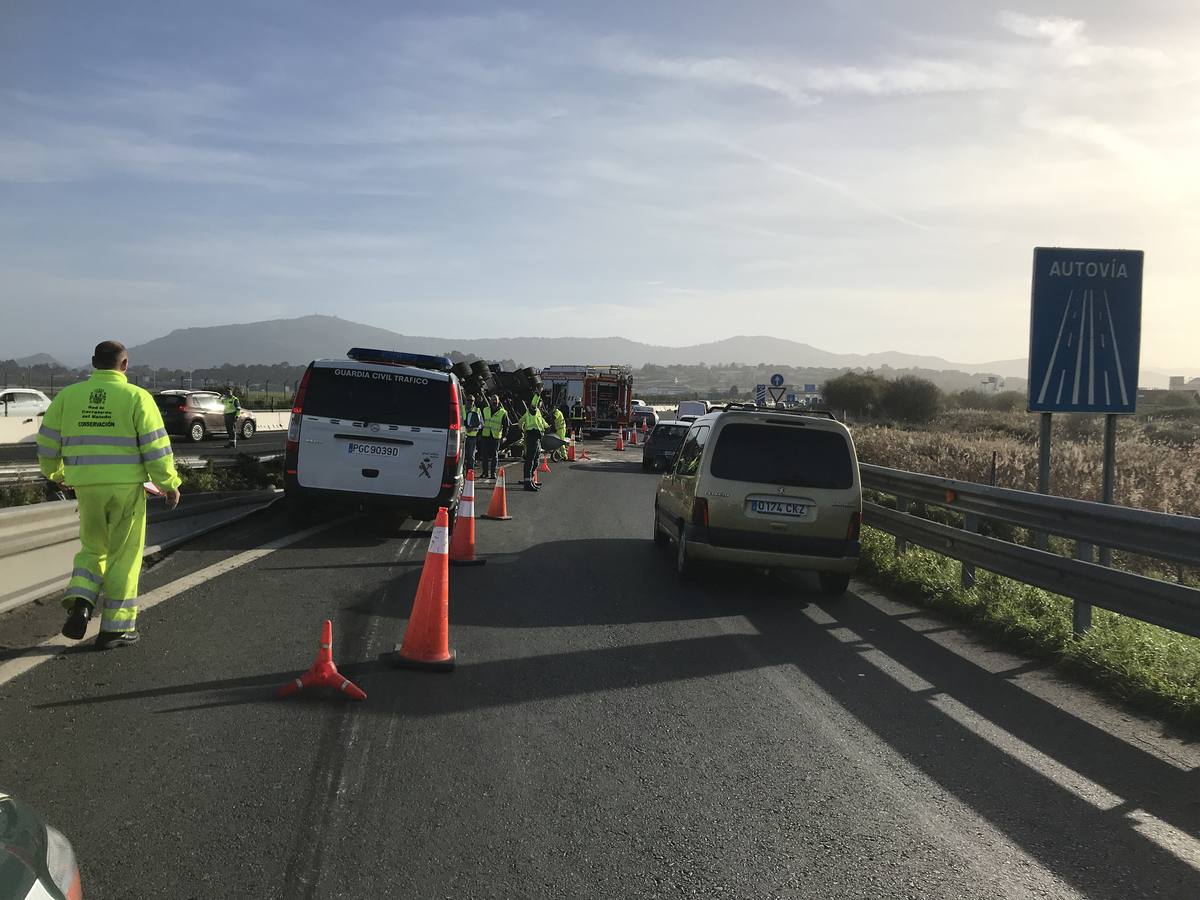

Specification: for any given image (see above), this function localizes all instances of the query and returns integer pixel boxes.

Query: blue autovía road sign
[770,373,785,387]
[1028,247,1143,414]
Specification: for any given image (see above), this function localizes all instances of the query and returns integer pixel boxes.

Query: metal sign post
[1027,247,1143,634]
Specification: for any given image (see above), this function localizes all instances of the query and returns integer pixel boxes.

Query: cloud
[998,11,1169,67]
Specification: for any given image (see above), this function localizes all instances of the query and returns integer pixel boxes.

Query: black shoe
[94,630,140,651]
[524,484,538,492]
[61,599,92,640]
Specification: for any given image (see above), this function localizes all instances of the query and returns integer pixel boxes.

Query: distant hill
[13,353,62,368]
[126,315,1027,381]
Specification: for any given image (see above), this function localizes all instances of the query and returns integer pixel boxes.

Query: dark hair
[92,340,127,370]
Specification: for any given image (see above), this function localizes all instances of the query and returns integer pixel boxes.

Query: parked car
[154,390,257,443]
[641,420,690,472]
[0,389,51,418]
[631,406,659,432]
[283,348,465,526]
[653,407,862,595]
[0,789,83,899]
[674,400,710,421]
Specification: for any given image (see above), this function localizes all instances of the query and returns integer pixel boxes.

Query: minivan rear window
[710,423,854,489]
[303,366,447,427]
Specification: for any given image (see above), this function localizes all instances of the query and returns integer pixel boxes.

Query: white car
[0,389,51,418]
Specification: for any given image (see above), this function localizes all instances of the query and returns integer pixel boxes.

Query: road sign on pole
[1028,247,1143,414]
[768,386,786,404]
[770,373,785,388]
[755,384,767,406]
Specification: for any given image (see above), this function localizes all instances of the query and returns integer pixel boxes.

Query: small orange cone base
[539,454,551,474]
[277,620,367,701]
[391,507,456,672]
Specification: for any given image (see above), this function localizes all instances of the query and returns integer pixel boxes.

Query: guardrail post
[1073,540,1094,635]
[1099,414,1117,568]
[895,498,909,555]
[1036,413,1052,550]
[961,512,978,588]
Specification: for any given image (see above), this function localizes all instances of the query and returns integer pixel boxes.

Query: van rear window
[710,424,854,489]
[303,367,447,427]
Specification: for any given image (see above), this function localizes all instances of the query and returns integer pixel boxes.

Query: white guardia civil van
[283,348,465,525]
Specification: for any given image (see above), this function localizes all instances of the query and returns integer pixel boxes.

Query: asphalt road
[0,431,286,465]
[1,442,1198,898]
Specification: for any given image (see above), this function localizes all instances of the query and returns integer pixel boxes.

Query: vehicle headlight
[43,825,83,900]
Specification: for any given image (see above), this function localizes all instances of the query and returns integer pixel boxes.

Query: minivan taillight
[846,510,862,541]
[691,497,709,527]
[445,380,462,469]
[287,367,313,448]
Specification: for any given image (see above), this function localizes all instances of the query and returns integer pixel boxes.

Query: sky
[1,1,1198,368]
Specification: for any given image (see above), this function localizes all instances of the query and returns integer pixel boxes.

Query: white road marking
[1104,291,1130,406]
[1072,290,1088,404]
[1105,371,1111,405]
[1056,370,1066,404]
[0,517,348,690]
[1088,289,1097,405]
[1037,290,1075,405]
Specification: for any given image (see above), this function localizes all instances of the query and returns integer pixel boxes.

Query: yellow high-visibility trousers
[63,483,147,633]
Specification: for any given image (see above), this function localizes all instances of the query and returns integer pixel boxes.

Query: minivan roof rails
[710,402,838,420]
[346,348,453,372]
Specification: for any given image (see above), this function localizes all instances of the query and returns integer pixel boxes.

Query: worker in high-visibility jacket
[37,341,182,649]
[222,387,241,448]
[477,394,508,480]
[463,393,483,473]
[519,401,547,491]
[550,405,568,461]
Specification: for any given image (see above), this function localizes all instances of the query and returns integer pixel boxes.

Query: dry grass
[852,411,1200,517]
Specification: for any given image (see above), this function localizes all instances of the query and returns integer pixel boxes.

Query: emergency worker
[38,341,182,649]
[519,400,547,491]
[463,393,483,472]
[222,387,241,448]
[550,404,568,461]
[478,393,508,480]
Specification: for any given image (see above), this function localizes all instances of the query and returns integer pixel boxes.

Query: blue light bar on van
[346,348,454,372]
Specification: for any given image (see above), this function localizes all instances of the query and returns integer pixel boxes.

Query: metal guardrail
[859,464,1200,639]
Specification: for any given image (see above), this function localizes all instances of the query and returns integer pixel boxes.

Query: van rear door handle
[361,469,380,478]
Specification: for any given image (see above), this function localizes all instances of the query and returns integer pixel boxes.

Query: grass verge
[858,525,1200,731]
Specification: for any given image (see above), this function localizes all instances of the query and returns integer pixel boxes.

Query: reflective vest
[464,406,484,437]
[37,370,182,490]
[223,394,240,415]
[553,408,567,438]
[520,410,546,432]
[481,406,508,438]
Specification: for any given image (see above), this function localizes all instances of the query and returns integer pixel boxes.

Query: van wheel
[241,420,256,440]
[819,572,851,597]
[641,459,652,472]
[653,506,669,548]
[676,525,696,580]
[188,420,206,442]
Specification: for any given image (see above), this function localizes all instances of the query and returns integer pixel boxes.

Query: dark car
[154,391,257,443]
[642,420,690,472]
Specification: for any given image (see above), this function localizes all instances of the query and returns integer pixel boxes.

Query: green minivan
[653,407,862,595]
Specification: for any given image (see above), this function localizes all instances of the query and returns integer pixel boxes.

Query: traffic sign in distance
[755,384,767,406]
[1028,247,1143,414]
[768,386,786,404]
[770,373,785,387]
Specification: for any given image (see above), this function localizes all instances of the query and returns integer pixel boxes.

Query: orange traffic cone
[641,419,648,434]
[630,426,638,445]
[539,453,551,474]
[532,464,541,487]
[277,620,367,701]
[450,469,486,567]
[614,430,625,451]
[567,436,576,462]
[482,469,512,520]
[391,507,455,671]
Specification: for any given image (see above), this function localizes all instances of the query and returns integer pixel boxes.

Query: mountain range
[126,315,1030,379]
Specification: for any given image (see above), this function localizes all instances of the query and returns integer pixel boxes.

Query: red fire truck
[539,365,633,436]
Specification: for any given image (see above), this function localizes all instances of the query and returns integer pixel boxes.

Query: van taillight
[445,381,461,465]
[176,398,187,410]
[846,511,862,541]
[287,367,312,448]
[691,497,709,527]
